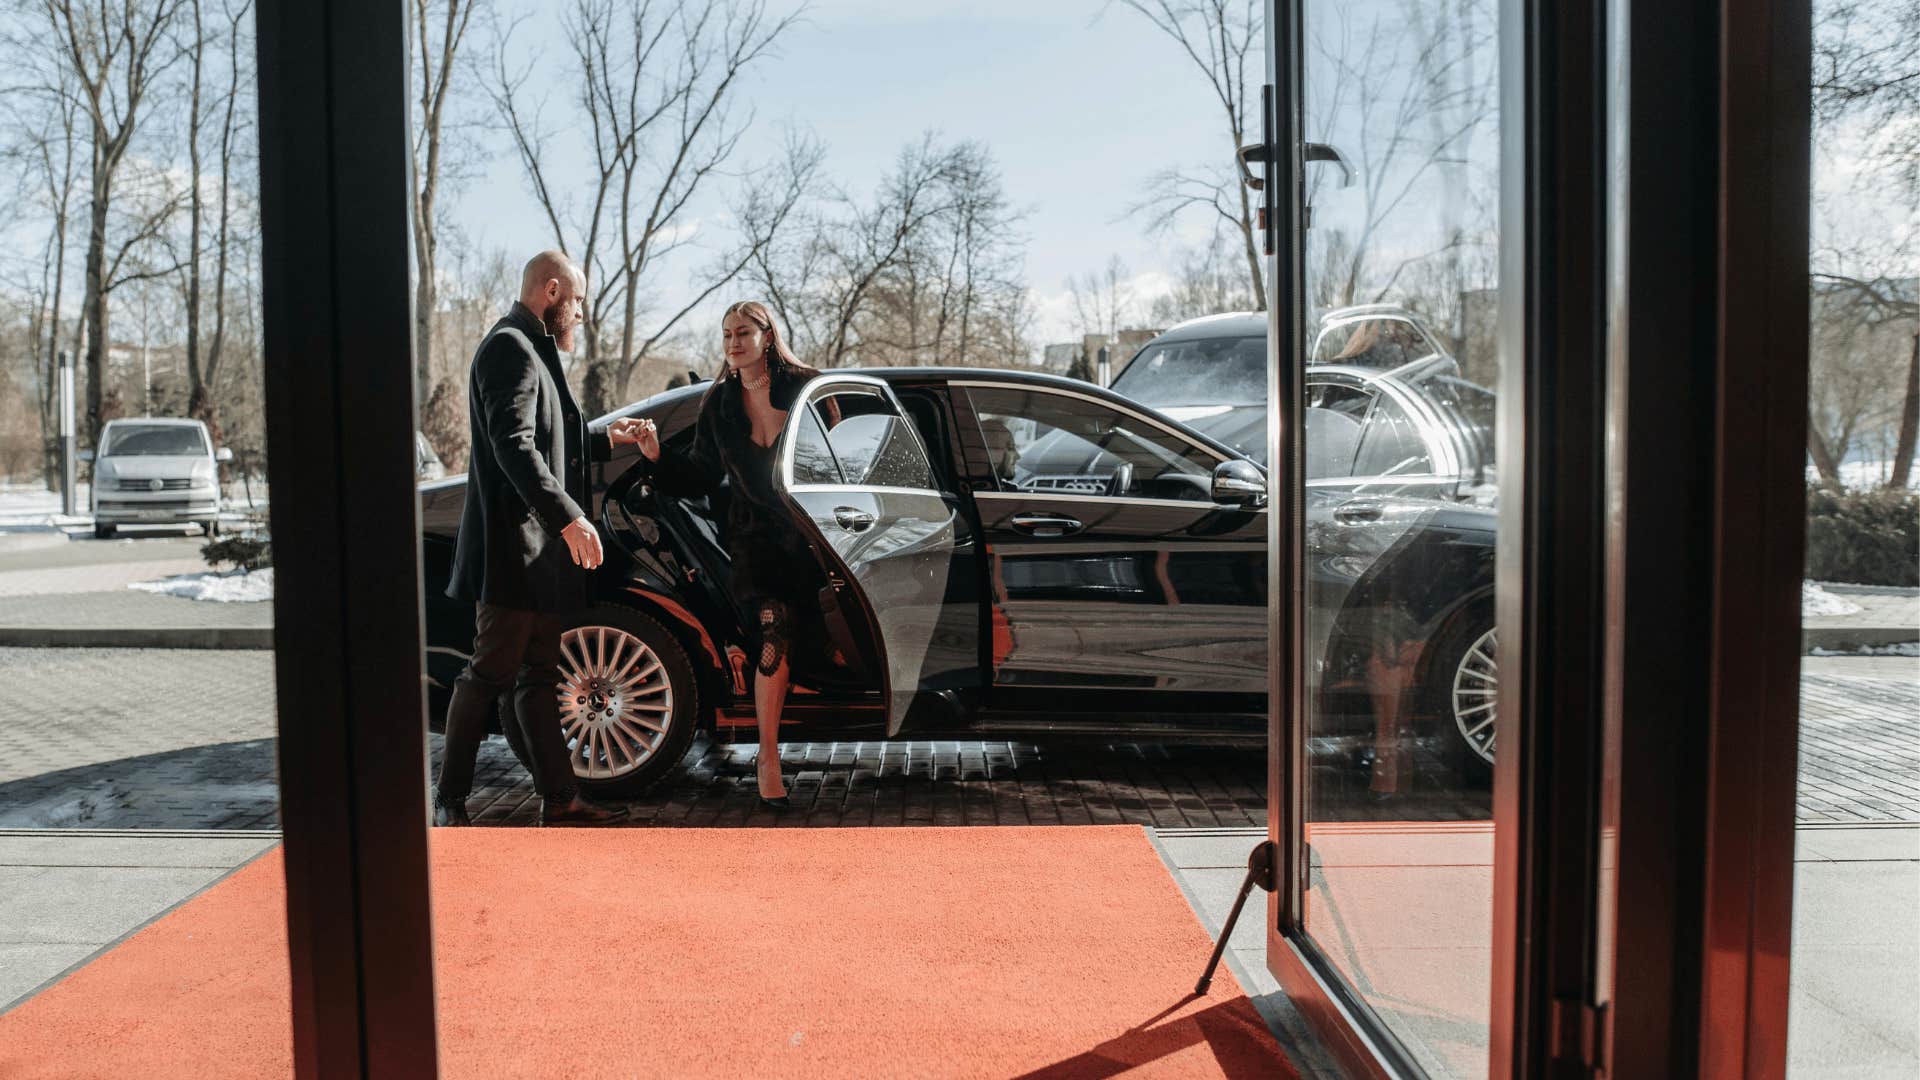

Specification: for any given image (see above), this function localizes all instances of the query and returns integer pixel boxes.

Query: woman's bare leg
[753,601,793,799]
[754,658,790,799]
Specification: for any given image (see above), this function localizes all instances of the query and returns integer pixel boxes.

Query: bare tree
[1304,4,1497,311]
[1117,0,1265,309]
[751,134,968,369]
[1149,228,1258,325]
[1069,255,1141,340]
[491,0,802,414]
[851,139,1030,366]
[35,0,188,443]
[180,0,252,441]
[5,77,82,487]
[1811,0,1919,489]
[411,0,483,403]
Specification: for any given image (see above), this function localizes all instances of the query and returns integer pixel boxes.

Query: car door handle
[833,506,875,532]
[1333,500,1385,524]
[1010,513,1084,537]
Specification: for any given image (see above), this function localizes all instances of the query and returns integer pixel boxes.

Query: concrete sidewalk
[1155,824,1920,1079]
[0,830,279,1013]
[0,534,271,648]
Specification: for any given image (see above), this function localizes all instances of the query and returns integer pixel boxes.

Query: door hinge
[1550,998,1608,1076]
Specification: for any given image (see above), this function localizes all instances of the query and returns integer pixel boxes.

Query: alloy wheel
[557,625,675,781]
[1450,627,1498,765]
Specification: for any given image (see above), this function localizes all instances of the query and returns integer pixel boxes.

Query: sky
[447,0,1248,353]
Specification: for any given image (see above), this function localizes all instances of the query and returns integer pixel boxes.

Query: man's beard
[542,301,577,352]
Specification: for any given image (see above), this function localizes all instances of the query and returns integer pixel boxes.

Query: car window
[1304,383,1372,479]
[1352,393,1435,477]
[1312,318,1434,368]
[102,425,208,456]
[807,387,936,490]
[790,404,841,484]
[1110,335,1265,407]
[965,385,1217,502]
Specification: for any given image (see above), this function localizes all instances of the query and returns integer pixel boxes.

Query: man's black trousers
[435,601,577,804]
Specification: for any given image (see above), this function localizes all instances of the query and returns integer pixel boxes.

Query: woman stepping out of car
[632,301,824,808]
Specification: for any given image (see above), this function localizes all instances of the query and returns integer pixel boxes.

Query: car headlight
[93,459,115,482]
[192,460,215,484]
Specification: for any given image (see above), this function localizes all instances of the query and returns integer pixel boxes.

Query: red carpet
[0,827,1295,1079]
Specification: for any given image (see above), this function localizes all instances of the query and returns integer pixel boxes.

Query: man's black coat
[447,302,611,612]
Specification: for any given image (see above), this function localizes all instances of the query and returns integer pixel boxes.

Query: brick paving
[0,647,1913,830]
[1796,672,1920,822]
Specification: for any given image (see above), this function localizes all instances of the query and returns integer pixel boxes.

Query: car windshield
[1111,335,1265,407]
[103,425,207,456]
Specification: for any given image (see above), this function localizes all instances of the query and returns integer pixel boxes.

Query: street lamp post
[59,350,76,517]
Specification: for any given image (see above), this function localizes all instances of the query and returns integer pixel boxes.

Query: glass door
[1265,0,1505,1073]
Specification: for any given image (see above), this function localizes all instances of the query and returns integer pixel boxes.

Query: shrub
[202,532,273,574]
[1805,487,1919,587]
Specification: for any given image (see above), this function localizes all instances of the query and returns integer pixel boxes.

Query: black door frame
[1260,0,1810,1073]
[258,0,441,1074]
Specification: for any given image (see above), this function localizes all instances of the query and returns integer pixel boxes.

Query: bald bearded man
[435,250,646,827]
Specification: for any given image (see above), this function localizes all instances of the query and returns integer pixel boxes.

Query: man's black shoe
[539,794,629,827]
[432,792,472,827]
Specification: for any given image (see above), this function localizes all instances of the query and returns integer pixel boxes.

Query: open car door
[777,375,958,735]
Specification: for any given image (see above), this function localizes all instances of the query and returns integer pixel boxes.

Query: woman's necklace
[737,362,771,392]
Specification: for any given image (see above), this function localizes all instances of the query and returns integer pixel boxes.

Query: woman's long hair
[719,300,820,383]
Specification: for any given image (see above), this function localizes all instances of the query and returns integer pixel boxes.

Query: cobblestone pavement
[0,648,1912,830]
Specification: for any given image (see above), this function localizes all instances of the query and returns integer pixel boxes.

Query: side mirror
[1212,459,1267,507]
[214,447,234,463]
[78,449,95,463]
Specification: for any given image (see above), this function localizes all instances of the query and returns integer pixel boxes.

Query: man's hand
[612,417,661,461]
[561,516,604,569]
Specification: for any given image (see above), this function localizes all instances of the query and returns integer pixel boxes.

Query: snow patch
[1802,582,1864,617]
[1809,641,1920,657]
[129,567,274,603]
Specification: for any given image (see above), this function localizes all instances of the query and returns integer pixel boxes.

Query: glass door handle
[1305,142,1354,187]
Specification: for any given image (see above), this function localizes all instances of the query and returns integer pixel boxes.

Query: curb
[0,626,272,649]
[1803,626,1920,653]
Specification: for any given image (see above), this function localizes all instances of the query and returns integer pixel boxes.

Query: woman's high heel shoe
[752,755,790,809]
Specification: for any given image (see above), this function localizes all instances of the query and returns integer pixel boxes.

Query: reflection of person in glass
[1332,318,1423,369]
[633,301,823,808]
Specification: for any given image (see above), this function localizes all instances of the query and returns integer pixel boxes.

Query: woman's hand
[610,417,661,461]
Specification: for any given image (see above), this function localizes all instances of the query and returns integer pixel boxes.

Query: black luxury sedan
[420,367,1497,797]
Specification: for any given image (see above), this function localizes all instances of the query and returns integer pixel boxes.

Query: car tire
[203,518,220,537]
[502,603,700,800]
[1419,600,1497,783]
[94,523,116,539]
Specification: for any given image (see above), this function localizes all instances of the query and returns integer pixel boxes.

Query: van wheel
[94,523,116,539]
[503,603,699,799]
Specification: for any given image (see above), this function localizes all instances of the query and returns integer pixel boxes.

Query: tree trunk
[1236,178,1266,311]
[83,170,111,445]
[185,0,207,427]
[1888,329,1919,491]
[1807,423,1842,489]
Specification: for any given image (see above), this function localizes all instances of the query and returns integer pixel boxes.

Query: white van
[85,418,231,538]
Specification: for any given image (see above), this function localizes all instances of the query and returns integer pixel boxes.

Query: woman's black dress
[645,367,820,674]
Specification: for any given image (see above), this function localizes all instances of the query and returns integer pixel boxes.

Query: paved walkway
[1,650,1913,831]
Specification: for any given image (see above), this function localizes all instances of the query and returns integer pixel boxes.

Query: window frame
[781,374,942,496]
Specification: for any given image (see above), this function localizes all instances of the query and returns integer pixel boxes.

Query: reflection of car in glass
[85,417,231,538]
[419,368,1498,797]
[1109,309,1496,503]
[415,431,447,482]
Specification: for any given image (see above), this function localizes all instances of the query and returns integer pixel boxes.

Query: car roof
[103,416,206,427]
[597,366,1256,465]
[1144,312,1268,343]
